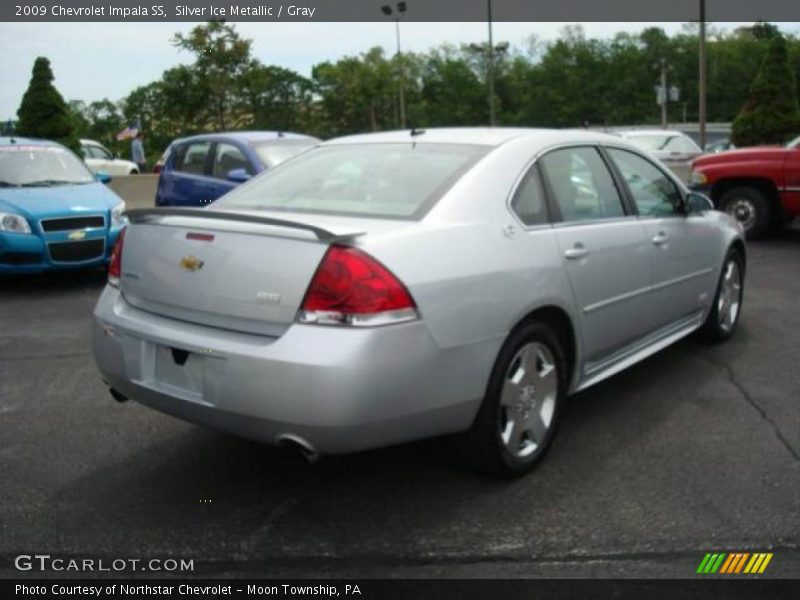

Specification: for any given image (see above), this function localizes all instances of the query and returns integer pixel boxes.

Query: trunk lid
[119,208,412,336]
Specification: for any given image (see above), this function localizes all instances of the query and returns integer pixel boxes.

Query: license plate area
[152,345,205,402]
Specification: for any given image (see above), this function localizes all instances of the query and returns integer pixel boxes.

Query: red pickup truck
[689,137,800,238]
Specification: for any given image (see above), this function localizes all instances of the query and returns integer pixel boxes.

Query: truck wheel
[719,186,771,239]
[459,321,566,477]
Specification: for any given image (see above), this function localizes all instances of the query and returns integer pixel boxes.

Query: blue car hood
[0,182,123,220]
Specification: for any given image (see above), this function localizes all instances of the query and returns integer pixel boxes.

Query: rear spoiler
[126,208,356,243]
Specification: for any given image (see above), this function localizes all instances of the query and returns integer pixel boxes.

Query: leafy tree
[732,35,800,146]
[172,22,253,131]
[16,57,80,153]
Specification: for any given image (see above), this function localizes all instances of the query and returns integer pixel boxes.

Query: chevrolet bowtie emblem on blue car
[67,230,87,241]
[179,255,204,272]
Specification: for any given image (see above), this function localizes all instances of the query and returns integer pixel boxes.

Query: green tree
[172,22,253,131]
[16,57,80,153]
[732,35,800,146]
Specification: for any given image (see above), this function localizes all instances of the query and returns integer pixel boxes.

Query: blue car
[0,136,125,274]
[155,131,319,207]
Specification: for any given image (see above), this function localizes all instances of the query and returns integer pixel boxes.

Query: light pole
[381,2,407,129]
[469,0,508,127]
[698,0,707,148]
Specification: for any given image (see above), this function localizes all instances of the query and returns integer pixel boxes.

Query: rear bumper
[92,286,496,454]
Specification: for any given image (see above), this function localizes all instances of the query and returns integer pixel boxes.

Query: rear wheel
[460,321,566,477]
[719,186,771,239]
[699,249,744,343]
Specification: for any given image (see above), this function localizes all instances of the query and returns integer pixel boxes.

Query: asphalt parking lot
[1,227,798,579]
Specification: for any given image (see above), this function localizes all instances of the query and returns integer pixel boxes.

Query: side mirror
[226,168,252,183]
[685,192,714,214]
[95,171,112,184]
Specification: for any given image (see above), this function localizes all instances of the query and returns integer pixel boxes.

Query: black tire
[129,169,139,175]
[699,249,744,343]
[719,186,771,239]
[459,321,567,477]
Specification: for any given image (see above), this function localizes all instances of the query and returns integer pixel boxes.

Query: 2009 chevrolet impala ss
[92,128,745,476]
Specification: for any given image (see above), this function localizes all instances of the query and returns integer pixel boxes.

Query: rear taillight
[108,227,126,287]
[298,245,418,327]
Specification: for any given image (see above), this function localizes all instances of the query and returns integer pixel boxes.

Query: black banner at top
[3,0,800,22]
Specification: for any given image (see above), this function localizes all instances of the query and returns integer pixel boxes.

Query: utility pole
[660,58,669,128]
[487,0,495,126]
[698,0,707,148]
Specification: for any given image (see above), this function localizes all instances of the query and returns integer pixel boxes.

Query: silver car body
[92,128,744,455]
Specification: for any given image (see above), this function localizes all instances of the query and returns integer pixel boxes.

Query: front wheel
[460,321,566,477]
[699,250,744,343]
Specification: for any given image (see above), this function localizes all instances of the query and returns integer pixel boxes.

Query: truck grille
[48,239,105,263]
[41,215,105,232]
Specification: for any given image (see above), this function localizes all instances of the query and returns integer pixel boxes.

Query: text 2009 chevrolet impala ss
[92,129,745,476]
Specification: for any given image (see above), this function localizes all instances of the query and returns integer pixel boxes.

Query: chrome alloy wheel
[499,342,558,459]
[718,259,742,333]
[725,198,757,232]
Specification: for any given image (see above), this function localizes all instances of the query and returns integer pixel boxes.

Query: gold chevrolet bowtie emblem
[180,255,204,271]
[68,230,87,241]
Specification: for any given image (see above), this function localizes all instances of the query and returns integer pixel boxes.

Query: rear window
[217,143,488,219]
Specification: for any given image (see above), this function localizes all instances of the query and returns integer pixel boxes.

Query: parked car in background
[93,128,745,476]
[80,139,140,175]
[690,135,800,238]
[619,130,703,170]
[705,138,736,154]
[0,137,125,274]
[155,131,319,207]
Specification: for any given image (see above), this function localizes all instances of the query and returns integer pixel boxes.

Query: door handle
[652,232,670,246]
[564,243,589,260]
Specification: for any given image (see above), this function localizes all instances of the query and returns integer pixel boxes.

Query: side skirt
[574,310,706,393]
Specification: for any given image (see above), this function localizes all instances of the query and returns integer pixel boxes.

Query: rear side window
[174,141,211,175]
[539,146,625,222]
[212,143,252,178]
[511,166,548,226]
[217,143,489,220]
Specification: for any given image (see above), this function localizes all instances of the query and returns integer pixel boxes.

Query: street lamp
[469,0,508,126]
[698,0,707,148]
[381,2,407,129]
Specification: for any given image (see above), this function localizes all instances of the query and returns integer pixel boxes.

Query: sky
[1,21,798,121]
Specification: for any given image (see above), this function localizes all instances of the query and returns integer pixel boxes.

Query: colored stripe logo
[697,552,773,574]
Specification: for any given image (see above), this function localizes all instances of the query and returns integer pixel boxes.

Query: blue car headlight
[110,202,127,228]
[0,212,32,234]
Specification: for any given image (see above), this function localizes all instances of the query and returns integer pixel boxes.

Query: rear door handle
[653,232,670,246]
[564,244,589,260]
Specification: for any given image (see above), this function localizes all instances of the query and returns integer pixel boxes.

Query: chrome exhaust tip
[276,434,319,463]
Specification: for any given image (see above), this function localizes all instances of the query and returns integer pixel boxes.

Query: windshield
[624,134,673,151]
[218,143,489,220]
[786,135,800,149]
[0,145,95,186]
[250,141,316,168]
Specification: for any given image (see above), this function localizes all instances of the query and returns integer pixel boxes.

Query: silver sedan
[92,128,745,476]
